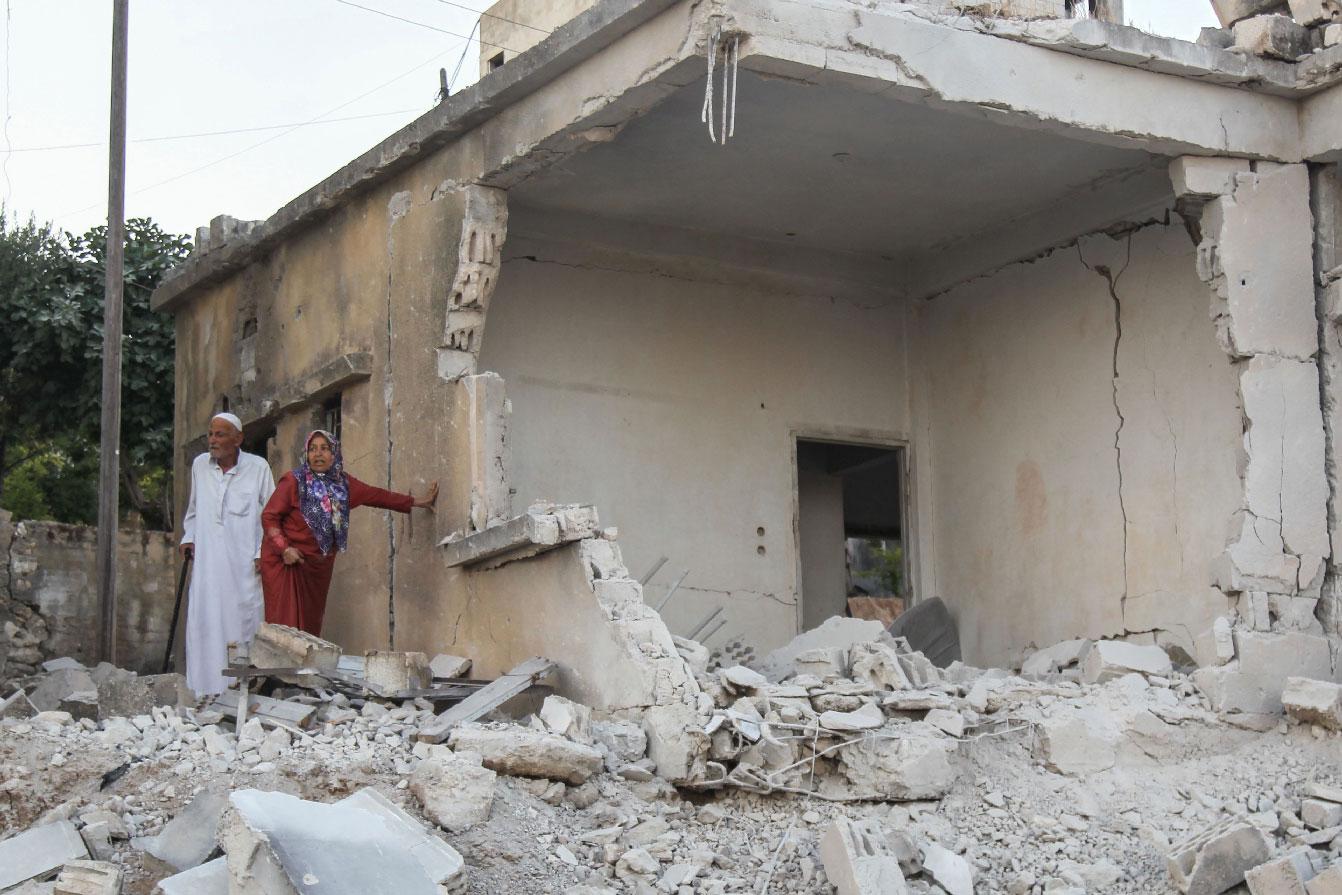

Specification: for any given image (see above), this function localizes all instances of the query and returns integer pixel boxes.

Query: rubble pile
[1,622,1341,893]
[1205,0,1342,59]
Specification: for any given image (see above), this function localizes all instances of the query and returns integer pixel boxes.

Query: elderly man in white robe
[179,412,275,697]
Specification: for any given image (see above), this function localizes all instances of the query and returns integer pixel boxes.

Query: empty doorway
[795,438,909,631]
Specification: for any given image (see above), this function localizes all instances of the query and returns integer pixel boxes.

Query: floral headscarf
[295,429,350,555]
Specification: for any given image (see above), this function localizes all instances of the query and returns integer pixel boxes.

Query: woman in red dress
[260,429,437,636]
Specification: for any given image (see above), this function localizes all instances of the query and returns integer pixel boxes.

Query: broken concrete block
[1170,157,1252,201]
[0,821,88,890]
[1325,22,1342,46]
[1039,706,1121,775]
[849,642,912,690]
[836,726,955,800]
[757,617,886,682]
[590,719,647,763]
[1307,865,1342,894]
[53,860,122,895]
[1305,782,1342,803]
[0,687,37,719]
[539,695,592,742]
[141,790,227,871]
[1210,0,1291,26]
[1287,0,1341,26]
[220,789,457,895]
[428,654,472,679]
[29,668,99,719]
[922,843,974,895]
[1168,818,1271,895]
[153,858,228,895]
[1213,619,1236,665]
[718,665,767,692]
[409,753,497,832]
[642,702,709,784]
[96,673,187,721]
[1195,632,1338,714]
[1270,594,1324,635]
[335,788,466,889]
[820,702,884,732]
[819,817,909,895]
[925,708,966,738]
[1246,849,1316,893]
[448,722,604,784]
[79,822,113,862]
[41,657,85,673]
[153,858,227,895]
[671,636,709,676]
[1081,641,1172,683]
[1304,799,1342,830]
[249,623,341,670]
[794,647,848,679]
[363,651,430,693]
[1283,677,1342,729]
[1233,13,1311,58]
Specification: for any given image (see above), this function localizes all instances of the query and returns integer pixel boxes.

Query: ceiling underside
[509,71,1173,266]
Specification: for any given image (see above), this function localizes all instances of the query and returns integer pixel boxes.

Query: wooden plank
[211,689,316,729]
[417,657,555,743]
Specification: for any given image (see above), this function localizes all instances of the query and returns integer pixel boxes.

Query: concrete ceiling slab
[510,71,1171,268]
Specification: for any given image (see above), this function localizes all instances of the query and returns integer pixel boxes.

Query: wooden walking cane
[161,556,191,673]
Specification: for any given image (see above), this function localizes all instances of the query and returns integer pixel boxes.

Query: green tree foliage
[0,212,190,528]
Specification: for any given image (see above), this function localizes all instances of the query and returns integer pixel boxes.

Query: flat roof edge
[151,0,682,313]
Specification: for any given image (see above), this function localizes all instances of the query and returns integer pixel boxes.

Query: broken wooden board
[847,596,904,627]
[211,689,316,730]
[417,657,555,743]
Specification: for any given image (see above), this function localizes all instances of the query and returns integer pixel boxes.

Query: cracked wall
[1172,160,1332,630]
[918,222,1244,668]
[475,214,911,657]
[1313,163,1342,636]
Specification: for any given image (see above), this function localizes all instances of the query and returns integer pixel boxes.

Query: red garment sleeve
[347,474,415,513]
[262,473,298,552]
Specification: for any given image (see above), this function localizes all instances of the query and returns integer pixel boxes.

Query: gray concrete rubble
[429,654,472,679]
[138,789,227,870]
[447,721,604,784]
[363,651,432,693]
[219,788,464,895]
[818,817,908,895]
[151,859,227,895]
[51,860,122,895]
[1168,818,1272,894]
[0,822,88,890]
[1284,677,1342,729]
[409,749,498,832]
[248,623,341,670]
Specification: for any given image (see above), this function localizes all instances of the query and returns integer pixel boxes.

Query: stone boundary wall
[0,510,179,676]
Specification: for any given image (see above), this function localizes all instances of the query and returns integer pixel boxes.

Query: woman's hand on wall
[413,482,439,511]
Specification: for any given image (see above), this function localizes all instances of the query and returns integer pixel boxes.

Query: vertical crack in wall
[1310,164,1342,631]
[385,195,411,649]
[1080,237,1134,622]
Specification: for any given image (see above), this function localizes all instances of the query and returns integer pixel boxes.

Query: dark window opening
[321,394,342,444]
[242,316,258,338]
[219,394,231,413]
[796,438,908,631]
[243,425,276,464]
[488,51,506,71]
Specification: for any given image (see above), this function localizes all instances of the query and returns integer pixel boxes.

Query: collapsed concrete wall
[917,222,1244,668]
[476,219,911,656]
[0,510,179,675]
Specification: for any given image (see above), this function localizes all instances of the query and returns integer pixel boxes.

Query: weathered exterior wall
[476,227,910,656]
[918,223,1244,668]
[479,0,600,76]
[0,510,179,675]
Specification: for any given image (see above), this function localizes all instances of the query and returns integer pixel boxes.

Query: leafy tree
[0,212,189,528]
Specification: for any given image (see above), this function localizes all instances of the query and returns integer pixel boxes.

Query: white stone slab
[0,821,88,890]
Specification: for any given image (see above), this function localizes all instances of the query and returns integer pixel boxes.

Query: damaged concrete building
[152,0,1342,709]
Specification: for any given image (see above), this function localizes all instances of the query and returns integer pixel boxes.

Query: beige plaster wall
[918,223,1242,668]
[477,229,911,656]
[798,466,847,631]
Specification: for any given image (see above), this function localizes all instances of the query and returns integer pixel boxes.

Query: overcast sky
[2,0,1216,238]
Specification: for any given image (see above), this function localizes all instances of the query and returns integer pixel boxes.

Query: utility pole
[96,0,129,665]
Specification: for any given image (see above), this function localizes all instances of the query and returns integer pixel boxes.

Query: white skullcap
[211,412,243,433]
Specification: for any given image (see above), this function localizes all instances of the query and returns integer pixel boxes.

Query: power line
[331,0,523,54]
[446,17,480,93]
[8,109,422,154]
[427,0,551,36]
[56,41,465,220]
